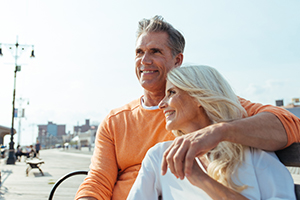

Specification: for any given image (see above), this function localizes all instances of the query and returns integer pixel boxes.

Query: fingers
[172,139,190,179]
[184,142,199,177]
[165,142,181,178]
[161,138,182,177]
[162,125,222,179]
[161,140,175,176]
[161,154,168,176]
[162,137,190,180]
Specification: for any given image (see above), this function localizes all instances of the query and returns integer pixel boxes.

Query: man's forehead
[136,32,168,49]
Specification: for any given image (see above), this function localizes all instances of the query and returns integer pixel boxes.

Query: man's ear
[174,53,183,67]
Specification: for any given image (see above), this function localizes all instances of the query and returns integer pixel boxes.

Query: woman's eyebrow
[166,87,175,92]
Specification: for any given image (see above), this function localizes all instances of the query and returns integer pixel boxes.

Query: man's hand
[161,112,288,181]
[161,123,226,180]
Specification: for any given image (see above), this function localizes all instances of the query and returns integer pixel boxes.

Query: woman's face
[159,80,210,134]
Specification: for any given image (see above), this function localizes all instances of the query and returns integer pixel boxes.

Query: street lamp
[16,97,30,146]
[0,36,35,164]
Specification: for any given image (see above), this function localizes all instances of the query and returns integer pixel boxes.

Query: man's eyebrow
[135,48,143,53]
[150,47,162,52]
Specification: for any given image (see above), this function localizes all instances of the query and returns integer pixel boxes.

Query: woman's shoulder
[146,141,173,160]
[245,146,279,167]
[241,147,296,199]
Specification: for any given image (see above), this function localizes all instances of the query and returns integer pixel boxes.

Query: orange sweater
[75,96,300,200]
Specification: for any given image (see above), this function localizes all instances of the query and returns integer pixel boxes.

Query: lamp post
[16,97,30,146]
[0,36,35,164]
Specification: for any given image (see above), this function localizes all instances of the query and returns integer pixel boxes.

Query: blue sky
[0,0,299,145]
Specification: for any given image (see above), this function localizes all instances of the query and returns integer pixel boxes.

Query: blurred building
[0,125,16,146]
[37,121,66,148]
[37,119,97,150]
[74,119,92,134]
[71,119,98,149]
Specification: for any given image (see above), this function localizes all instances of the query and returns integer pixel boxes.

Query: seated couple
[127,65,296,199]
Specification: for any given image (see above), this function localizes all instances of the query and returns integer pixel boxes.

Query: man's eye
[136,50,143,55]
[152,49,161,54]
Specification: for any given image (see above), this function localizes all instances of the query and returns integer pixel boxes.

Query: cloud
[246,79,286,94]
[242,79,298,105]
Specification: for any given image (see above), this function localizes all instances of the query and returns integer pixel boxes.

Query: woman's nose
[159,98,167,109]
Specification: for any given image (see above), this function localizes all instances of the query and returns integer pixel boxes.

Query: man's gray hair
[137,15,185,57]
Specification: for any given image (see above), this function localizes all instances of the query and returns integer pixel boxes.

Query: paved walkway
[0,147,93,200]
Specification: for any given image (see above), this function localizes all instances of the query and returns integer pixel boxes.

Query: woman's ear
[196,100,202,108]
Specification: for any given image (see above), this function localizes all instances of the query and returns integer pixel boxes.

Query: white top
[141,97,159,110]
[127,141,296,200]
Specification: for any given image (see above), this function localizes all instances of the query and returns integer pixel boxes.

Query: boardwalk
[0,147,92,200]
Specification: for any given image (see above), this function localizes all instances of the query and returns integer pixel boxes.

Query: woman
[127,65,295,199]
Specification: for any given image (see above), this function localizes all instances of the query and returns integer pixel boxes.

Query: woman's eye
[168,90,176,96]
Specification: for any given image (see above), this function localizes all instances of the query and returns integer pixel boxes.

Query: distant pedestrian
[29,145,37,158]
[15,145,29,161]
[35,140,41,157]
[15,145,22,161]
[0,144,6,158]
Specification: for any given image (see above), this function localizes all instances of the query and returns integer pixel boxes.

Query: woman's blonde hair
[167,65,248,192]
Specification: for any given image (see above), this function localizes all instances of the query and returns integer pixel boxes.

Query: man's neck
[143,90,165,107]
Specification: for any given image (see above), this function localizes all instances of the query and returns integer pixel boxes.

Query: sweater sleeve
[238,96,300,147]
[75,118,118,200]
[127,144,162,200]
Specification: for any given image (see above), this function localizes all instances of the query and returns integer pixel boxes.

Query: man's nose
[141,52,152,65]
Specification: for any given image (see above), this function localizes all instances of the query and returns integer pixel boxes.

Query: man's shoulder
[106,97,141,118]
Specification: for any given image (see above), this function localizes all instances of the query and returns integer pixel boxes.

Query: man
[76,16,300,200]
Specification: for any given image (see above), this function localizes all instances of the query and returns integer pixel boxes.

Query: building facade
[37,121,66,148]
[71,119,98,149]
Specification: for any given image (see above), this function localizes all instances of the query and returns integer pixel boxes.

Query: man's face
[135,32,182,93]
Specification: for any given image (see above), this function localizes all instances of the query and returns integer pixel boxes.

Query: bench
[275,142,300,199]
[48,170,88,200]
[26,158,45,176]
[48,143,300,200]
